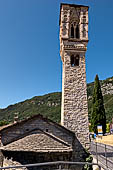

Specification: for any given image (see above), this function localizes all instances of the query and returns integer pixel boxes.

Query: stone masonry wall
[2,151,83,170]
[1,116,74,147]
[61,50,89,148]
[60,4,89,150]
[0,150,3,167]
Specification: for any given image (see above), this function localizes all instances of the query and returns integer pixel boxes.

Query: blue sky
[0,0,113,108]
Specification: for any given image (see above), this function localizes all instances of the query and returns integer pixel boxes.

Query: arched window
[76,25,79,39]
[71,55,75,66]
[71,24,74,38]
[75,55,79,66]
[71,55,79,67]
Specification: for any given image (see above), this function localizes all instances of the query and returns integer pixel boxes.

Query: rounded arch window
[71,54,79,67]
[70,23,80,39]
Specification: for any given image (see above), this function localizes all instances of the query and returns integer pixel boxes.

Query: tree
[91,74,106,134]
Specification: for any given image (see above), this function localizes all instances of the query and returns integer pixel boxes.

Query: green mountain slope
[0,92,61,124]
[0,76,113,125]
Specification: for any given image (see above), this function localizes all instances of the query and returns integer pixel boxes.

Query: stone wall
[59,4,89,42]
[0,150,3,167]
[61,51,89,148]
[1,116,74,147]
[60,4,89,150]
[2,151,83,170]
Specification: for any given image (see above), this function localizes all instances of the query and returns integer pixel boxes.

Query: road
[91,141,113,170]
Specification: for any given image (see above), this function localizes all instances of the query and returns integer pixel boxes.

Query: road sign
[97,125,103,136]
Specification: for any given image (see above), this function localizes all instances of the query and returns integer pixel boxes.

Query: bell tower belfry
[60,3,89,148]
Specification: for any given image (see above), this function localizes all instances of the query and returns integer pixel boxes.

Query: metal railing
[90,141,113,170]
[0,161,101,170]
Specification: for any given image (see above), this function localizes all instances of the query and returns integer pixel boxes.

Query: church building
[0,3,89,170]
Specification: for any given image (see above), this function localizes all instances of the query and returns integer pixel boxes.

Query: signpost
[110,118,113,134]
[97,125,103,136]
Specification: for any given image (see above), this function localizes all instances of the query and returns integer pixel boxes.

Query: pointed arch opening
[76,25,80,39]
[71,24,74,38]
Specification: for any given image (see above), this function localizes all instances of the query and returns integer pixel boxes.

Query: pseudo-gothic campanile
[60,3,89,148]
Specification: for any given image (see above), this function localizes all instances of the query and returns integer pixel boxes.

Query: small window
[82,16,86,23]
[46,129,48,132]
[71,24,74,38]
[76,25,79,39]
[83,11,86,15]
[71,55,79,67]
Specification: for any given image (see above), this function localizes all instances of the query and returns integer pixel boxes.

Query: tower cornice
[61,38,89,42]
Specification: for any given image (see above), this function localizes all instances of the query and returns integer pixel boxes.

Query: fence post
[96,142,98,164]
[98,165,101,170]
[59,164,61,170]
[105,144,107,167]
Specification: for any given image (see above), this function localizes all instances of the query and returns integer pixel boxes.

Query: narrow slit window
[76,25,80,39]
[82,16,86,23]
[46,129,48,132]
[71,24,74,38]
[83,24,86,37]
[83,29,86,37]
[83,11,86,15]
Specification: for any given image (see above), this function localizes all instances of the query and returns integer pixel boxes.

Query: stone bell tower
[60,3,89,148]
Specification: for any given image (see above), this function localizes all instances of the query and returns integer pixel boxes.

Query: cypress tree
[91,75,106,134]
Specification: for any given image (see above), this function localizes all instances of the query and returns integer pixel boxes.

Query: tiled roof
[1,130,72,153]
[0,123,15,131]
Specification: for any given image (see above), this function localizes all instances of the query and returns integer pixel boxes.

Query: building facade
[60,3,89,148]
[0,115,80,170]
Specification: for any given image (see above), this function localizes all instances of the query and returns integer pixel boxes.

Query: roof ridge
[43,131,71,147]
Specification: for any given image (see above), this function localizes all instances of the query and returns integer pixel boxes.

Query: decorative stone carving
[62,23,67,36]
[70,7,80,24]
